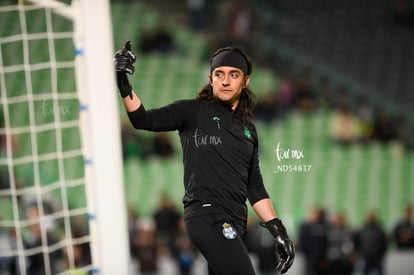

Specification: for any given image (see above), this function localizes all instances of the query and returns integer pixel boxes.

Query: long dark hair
[196,47,256,125]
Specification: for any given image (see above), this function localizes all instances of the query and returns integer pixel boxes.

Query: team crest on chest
[222,222,237,239]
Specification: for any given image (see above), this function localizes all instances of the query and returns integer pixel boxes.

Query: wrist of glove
[114,41,136,99]
[116,72,132,98]
[260,218,295,274]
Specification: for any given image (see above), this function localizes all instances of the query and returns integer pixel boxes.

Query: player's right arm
[114,41,190,132]
[114,41,141,112]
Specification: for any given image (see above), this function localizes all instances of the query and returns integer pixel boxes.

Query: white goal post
[0,0,130,274]
[72,0,130,274]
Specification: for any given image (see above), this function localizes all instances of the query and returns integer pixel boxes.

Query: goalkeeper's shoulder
[169,98,201,111]
[162,99,201,124]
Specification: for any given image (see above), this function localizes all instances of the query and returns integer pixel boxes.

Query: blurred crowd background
[115,0,414,274]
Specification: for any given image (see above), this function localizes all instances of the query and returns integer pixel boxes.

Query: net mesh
[0,3,92,274]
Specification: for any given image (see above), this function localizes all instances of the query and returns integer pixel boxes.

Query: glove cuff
[260,218,287,238]
[116,72,132,98]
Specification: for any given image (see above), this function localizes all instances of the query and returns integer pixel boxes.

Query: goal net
[0,1,129,274]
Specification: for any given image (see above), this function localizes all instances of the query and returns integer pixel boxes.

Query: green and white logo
[244,127,251,139]
[213,116,221,129]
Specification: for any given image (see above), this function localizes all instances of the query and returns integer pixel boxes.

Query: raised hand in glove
[114,41,136,99]
[261,218,295,274]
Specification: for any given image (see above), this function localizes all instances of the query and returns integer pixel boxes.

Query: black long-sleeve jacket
[127,98,269,223]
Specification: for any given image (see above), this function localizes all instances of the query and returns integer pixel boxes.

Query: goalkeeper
[114,42,295,275]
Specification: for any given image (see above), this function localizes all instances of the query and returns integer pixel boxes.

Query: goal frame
[25,0,130,274]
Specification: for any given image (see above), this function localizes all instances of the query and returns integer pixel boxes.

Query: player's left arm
[247,126,295,274]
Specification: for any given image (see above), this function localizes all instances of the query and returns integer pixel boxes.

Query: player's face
[209,66,250,110]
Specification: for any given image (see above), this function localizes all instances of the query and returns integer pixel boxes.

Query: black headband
[210,50,249,75]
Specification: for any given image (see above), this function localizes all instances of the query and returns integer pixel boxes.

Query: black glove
[114,41,136,98]
[261,218,295,274]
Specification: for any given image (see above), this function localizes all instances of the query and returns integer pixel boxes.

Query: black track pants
[185,214,256,275]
